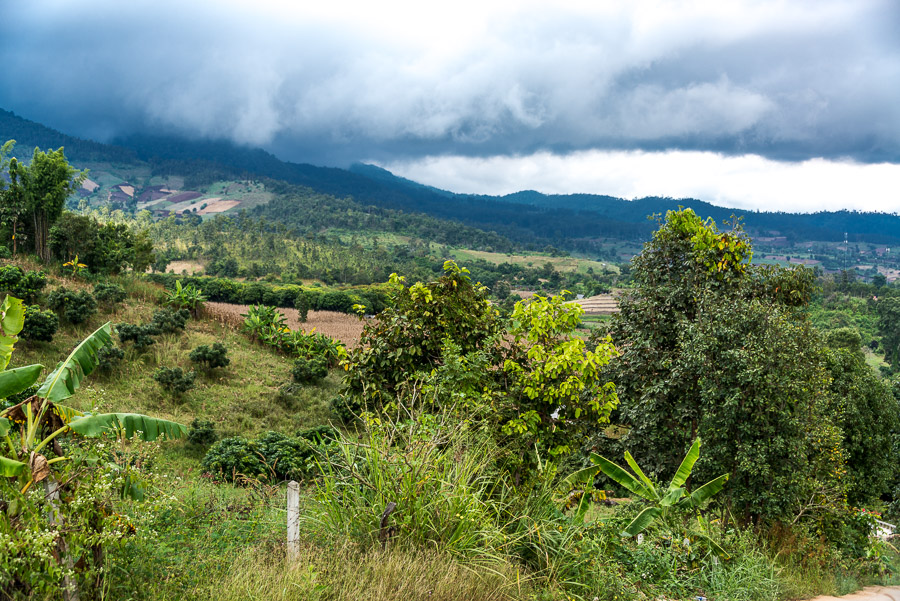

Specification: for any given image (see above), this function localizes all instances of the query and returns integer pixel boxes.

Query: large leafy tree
[609,209,837,524]
[11,147,85,262]
[0,140,28,255]
[877,296,900,372]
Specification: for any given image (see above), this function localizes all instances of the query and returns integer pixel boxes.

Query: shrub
[47,287,98,324]
[117,322,158,351]
[153,366,196,395]
[20,304,58,342]
[291,355,328,384]
[93,282,127,307]
[189,343,230,370]
[150,308,189,334]
[329,394,362,425]
[187,418,218,447]
[294,290,310,322]
[200,437,264,481]
[97,344,125,372]
[0,266,48,303]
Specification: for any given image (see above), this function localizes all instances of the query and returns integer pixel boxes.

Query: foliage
[93,281,127,307]
[0,300,185,598]
[294,289,310,322]
[165,279,207,314]
[501,293,619,458]
[201,430,323,483]
[152,366,196,395]
[62,253,87,276]
[292,355,328,384]
[823,336,900,506]
[241,303,344,362]
[116,322,158,351]
[190,342,230,370]
[609,209,844,525]
[0,265,47,303]
[877,297,900,371]
[20,304,59,342]
[12,146,86,262]
[96,344,125,373]
[47,286,98,324]
[343,261,503,407]
[151,307,190,334]
[566,438,728,541]
[50,212,154,275]
[187,418,218,447]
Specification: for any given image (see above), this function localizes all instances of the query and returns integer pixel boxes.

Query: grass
[449,248,619,275]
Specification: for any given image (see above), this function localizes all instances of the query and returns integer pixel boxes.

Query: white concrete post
[287,480,300,561]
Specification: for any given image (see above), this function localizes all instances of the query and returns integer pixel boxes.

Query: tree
[15,147,85,262]
[877,297,900,371]
[609,209,838,524]
[0,141,28,255]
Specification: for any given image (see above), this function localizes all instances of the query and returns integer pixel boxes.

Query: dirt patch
[167,191,202,204]
[199,199,241,214]
[166,261,204,275]
[202,302,364,347]
[81,178,99,192]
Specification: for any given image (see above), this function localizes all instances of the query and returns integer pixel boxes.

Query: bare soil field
[199,199,242,214]
[166,260,205,275]
[202,302,364,347]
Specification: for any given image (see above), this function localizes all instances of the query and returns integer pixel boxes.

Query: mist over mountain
[3,107,900,249]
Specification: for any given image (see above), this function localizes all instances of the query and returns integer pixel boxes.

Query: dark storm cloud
[1,0,898,166]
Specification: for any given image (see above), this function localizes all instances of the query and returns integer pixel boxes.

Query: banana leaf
[0,455,26,477]
[622,506,662,537]
[0,417,11,437]
[561,464,601,521]
[670,438,701,490]
[37,322,112,403]
[624,451,658,500]
[0,364,43,400]
[0,296,24,338]
[678,473,729,509]
[68,413,187,441]
[590,453,654,500]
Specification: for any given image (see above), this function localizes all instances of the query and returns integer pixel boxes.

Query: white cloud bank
[381,151,900,214]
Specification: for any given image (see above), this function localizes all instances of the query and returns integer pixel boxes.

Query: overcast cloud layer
[1,0,899,211]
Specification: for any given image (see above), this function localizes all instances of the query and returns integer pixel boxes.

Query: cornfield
[201,302,365,347]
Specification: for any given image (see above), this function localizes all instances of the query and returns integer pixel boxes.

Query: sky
[1,0,899,213]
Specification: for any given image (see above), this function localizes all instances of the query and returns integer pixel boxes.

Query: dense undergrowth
[2,224,900,600]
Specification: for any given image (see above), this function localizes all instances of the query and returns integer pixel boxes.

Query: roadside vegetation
[0,142,899,600]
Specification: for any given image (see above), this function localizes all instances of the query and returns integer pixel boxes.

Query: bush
[153,367,196,395]
[20,305,58,342]
[294,291,310,322]
[189,343,230,370]
[329,394,362,424]
[187,418,218,447]
[117,322,158,351]
[201,431,323,483]
[200,437,264,481]
[291,355,329,384]
[93,282,127,307]
[97,344,125,372]
[150,308,189,334]
[0,266,48,303]
[47,287,97,324]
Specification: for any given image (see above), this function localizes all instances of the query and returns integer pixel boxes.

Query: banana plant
[563,437,728,537]
[0,295,186,494]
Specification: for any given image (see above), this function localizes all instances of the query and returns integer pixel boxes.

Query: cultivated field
[450,248,618,274]
[568,293,620,315]
[202,302,365,347]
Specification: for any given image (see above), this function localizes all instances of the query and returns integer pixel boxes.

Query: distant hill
[4,107,900,249]
[0,109,137,164]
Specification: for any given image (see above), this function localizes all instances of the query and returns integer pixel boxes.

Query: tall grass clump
[307,403,509,559]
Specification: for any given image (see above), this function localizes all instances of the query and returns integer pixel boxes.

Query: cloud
[379,150,900,214]
[0,0,898,169]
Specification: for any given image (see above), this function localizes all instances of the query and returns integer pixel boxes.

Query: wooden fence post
[287,480,300,561]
